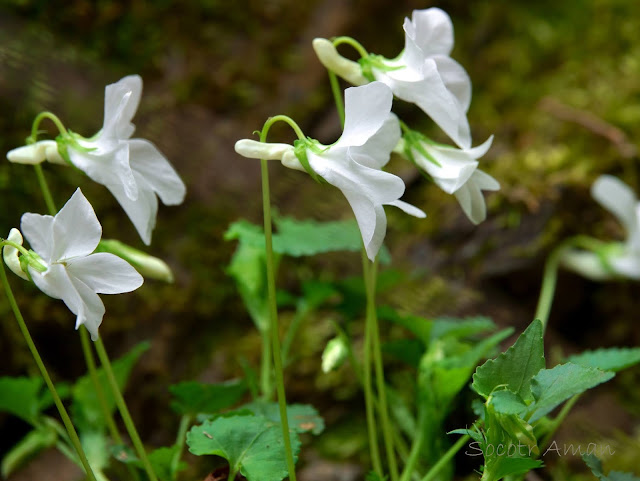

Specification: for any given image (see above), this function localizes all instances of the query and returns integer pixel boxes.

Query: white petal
[341,193,386,261]
[21,213,55,262]
[69,276,106,341]
[129,139,186,205]
[349,115,401,170]
[7,141,52,165]
[3,228,29,280]
[591,175,638,235]
[234,139,293,160]
[560,250,613,281]
[610,253,640,280]
[338,82,394,148]
[408,8,454,58]
[66,252,143,294]
[51,189,102,261]
[433,55,472,113]
[470,169,499,191]
[69,142,139,201]
[103,75,142,140]
[106,174,158,245]
[453,170,498,224]
[387,200,426,218]
[281,149,306,172]
[312,38,367,86]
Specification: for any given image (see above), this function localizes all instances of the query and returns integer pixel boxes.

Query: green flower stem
[171,415,191,481]
[420,434,469,481]
[332,36,369,59]
[259,116,305,481]
[30,111,68,141]
[363,252,398,481]
[0,262,98,481]
[539,394,581,450]
[534,235,607,333]
[361,249,384,477]
[399,431,424,481]
[94,338,159,481]
[328,70,345,128]
[260,330,273,400]
[34,164,58,216]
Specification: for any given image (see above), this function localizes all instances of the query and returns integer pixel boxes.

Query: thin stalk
[94,338,158,481]
[0,262,97,481]
[361,249,383,477]
[332,36,369,59]
[539,394,581,449]
[328,71,345,127]
[260,329,273,400]
[30,111,68,141]
[399,431,424,481]
[364,253,398,481]
[420,434,469,481]
[259,116,305,481]
[33,164,57,215]
[171,415,192,481]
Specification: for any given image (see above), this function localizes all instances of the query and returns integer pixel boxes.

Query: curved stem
[332,36,369,59]
[94,338,159,481]
[361,249,383,477]
[328,71,345,128]
[420,434,469,481]
[30,111,68,142]
[0,262,97,481]
[259,121,298,481]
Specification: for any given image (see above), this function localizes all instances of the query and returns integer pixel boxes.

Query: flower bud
[3,229,29,280]
[6,140,66,165]
[312,38,367,86]
[97,239,174,283]
[321,336,349,373]
[234,139,294,161]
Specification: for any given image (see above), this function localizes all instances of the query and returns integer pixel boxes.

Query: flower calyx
[2,228,48,281]
[293,138,327,184]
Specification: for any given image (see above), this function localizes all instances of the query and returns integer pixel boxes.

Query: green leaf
[472,320,545,401]
[382,338,424,367]
[583,454,640,481]
[81,429,110,471]
[489,390,527,415]
[187,415,301,481]
[448,428,485,444]
[148,446,187,481]
[491,456,543,479]
[0,377,43,424]
[71,341,150,432]
[430,316,496,341]
[1,426,57,478]
[567,347,640,372]
[528,363,614,422]
[241,401,325,435]
[377,306,432,344]
[170,379,247,416]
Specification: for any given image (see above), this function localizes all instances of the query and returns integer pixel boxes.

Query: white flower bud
[97,239,174,283]
[312,38,367,86]
[6,140,65,165]
[281,149,306,172]
[3,229,29,280]
[322,336,349,373]
[234,139,294,161]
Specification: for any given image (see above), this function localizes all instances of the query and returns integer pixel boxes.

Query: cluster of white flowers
[4,76,186,338]
[236,8,500,262]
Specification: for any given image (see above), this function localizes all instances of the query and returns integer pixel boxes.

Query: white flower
[235,82,425,260]
[18,189,144,340]
[403,134,498,224]
[6,140,66,165]
[563,175,640,280]
[373,8,472,149]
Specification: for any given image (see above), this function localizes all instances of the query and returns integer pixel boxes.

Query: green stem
[328,71,345,128]
[332,36,369,59]
[259,118,300,481]
[94,338,159,481]
[365,253,398,481]
[171,415,191,481]
[0,262,97,481]
[539,394,581,449]
[260,329,273,400]
[399,431,424,481]
[534,235,608,333]
[33,164,57,215]
[420,434,469,481]
[30,111,68,141]
[361,249,383,478]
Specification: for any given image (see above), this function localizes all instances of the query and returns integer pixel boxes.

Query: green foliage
[472,320,545,401]
[187,414,301,481]
[527,363,614,422]
[1,424,57,478]
[113,444,187,481]
[71,341,150,432]
[0,377,46,424]
[584,454,640,481]
[170,379,247,416]
[567,347,640,372]
[240,401,325,435]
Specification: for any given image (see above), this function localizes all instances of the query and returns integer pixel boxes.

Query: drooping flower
[7,75,186,245]
[5,189,144,340]
[400,132,498,224]
[562,175,640,280]
[313,8,472,149]
[235,82,425,260]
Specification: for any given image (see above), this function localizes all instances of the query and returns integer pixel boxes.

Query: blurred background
[1,0,639,479]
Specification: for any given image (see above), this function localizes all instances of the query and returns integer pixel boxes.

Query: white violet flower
[6,189,144,340]
[401,133,498,224]
[314,8,472,149]
[235,82,425,261]
[562,175,640,280]
[6,75,187,245]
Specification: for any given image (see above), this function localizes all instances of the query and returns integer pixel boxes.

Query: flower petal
[610,253,640,280]
[105,174,158,245]
[3,228,29,280]
[51,189,102,261]
[103,75,142,140]
[234,139,294,160]
[432,55,472,113]
[21,213,55,262]
[404,8,454,62]
[128,139,186,205]
[560,250,613,281]
[349,115,401,170]
[387,200,426,218]
[338,82,394,148]
[591,175,638,236]
[66,252,143,294]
